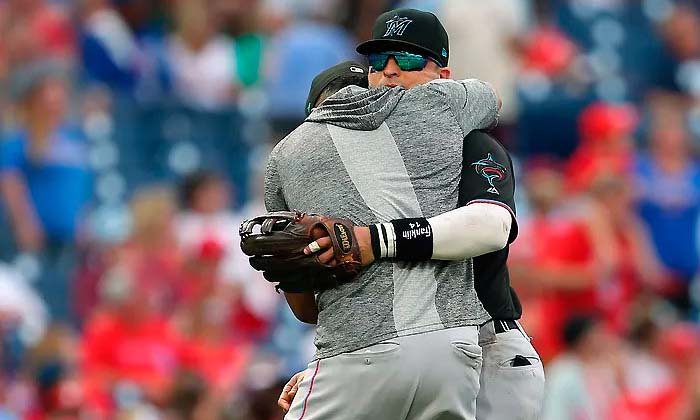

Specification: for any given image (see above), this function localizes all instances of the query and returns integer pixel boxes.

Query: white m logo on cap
[384,16,413,37]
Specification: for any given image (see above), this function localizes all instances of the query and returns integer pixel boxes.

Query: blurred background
[0,0,698,418]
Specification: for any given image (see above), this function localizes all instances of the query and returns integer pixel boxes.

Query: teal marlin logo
[472,153,507,195]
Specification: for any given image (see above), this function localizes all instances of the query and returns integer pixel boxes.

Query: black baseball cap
[305,61,369,116]
[356,8,449,67]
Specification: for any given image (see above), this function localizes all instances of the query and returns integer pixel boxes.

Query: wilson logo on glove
[239,210,362,293]
[334,223,353,253]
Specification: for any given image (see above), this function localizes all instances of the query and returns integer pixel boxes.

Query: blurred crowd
[0,0,699,419]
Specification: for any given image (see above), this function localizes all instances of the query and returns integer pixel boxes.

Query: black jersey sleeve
[461,131,522,320]
[459,130,518,243]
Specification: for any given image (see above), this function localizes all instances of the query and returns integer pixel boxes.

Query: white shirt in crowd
[168,35,238,110]
[176,210,281,321]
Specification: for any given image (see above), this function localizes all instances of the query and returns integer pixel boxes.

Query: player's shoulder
[405,78,461,100]
[465,129,498,142]
[273,121,329,151]
[465,130,509,151]
[465,130,508,151]
[420,78,491,95]
[405,79,495,115]
[269,121,335,168]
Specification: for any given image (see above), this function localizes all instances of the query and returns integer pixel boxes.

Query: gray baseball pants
[476,320,545,420]
[285,326,482,420]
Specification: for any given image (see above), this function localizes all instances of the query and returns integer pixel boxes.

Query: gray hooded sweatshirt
[265,79,499,359]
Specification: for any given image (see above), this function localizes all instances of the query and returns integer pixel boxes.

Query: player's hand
[278,370,306,412]
[303,235,336,264]
[304,226,375,266]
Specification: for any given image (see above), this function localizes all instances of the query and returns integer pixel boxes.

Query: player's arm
[264,145,289,212]
[365,204,511,261]
[425,79,501,135]
[307,131,516,263]
[264,147,320,324]
[283,292,318,324]
[375,131,516,261]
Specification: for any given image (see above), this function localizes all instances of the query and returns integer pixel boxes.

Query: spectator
[215,0,268,89]
[22,324,96,419]
[27,362,86,420]
[660,4,700,98]
[166,370,219,420]
[167,0,239,110]
[635,97,700,313]
[608,317,696,420]
[174,238,254,396]
[509,158,602,362]
[176,171,280,328]
[653,324,700,420]
[585,174,668,334]
[261,0,355,134]
[566,101,637,193]
[81,264,182,411]
[516,26,596,157]
[71,186,182,326]
[79,0,171,100]
[79,0,140,91]
[113,186,183,315]
[0,61,92,321]
[541,315,623,420]
[0,263,48,349]
[0,0,76,71]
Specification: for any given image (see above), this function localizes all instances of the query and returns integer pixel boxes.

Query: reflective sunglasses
[367,51,439,72]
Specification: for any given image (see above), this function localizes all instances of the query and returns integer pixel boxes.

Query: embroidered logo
[384,16,413,37]
[333,223,352,253]
[472,153,507,195]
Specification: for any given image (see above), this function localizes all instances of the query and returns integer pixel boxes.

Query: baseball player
[250,8,508,419]
[245,10,532,418]
[277,9,544,420]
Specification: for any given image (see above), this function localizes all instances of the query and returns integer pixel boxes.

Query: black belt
[493,319,519,334]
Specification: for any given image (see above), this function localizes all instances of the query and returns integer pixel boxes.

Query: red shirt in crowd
[512,213,598,362]
[81,310,182,406]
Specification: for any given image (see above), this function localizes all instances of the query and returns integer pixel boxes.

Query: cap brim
[356,39,446,66]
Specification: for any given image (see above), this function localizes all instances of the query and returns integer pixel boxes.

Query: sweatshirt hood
[305,85,405,130]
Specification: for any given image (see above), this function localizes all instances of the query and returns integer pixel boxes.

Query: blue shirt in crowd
[264,21,356,121]
[636,154,700,282]
[0,125,92,242]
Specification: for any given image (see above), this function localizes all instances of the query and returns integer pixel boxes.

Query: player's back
[265,80,498,358]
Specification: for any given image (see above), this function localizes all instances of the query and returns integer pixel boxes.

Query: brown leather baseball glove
[239,211,362,292]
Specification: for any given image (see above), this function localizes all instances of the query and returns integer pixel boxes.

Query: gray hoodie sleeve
[264,145,289,212]
[425,78,499,136]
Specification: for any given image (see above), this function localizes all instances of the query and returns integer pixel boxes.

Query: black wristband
[390,218,433,260]
[368,224,381,261]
